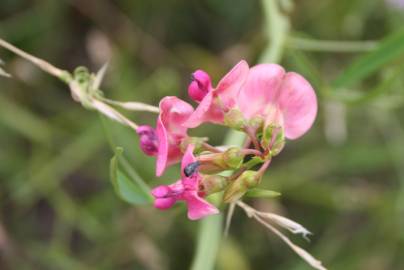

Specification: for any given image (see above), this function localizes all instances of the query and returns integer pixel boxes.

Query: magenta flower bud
[136,125,158,156]
[154,197,176,209]
[152,186,176,209]
[188,70,212,102]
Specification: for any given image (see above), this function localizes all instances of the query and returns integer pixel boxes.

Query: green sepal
[223,147,244,169]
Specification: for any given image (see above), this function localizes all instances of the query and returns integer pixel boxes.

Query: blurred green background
[1,0,404,269]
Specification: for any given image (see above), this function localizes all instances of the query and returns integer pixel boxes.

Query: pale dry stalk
[237,201,327,270]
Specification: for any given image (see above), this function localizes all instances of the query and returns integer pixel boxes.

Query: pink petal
[278,72,317,139]
[184,192,219,220]
[155,97,194,176]
[238,64,285,119]
[159,96,194,135]
[183,92,223,128]
[215,60,249,109]
[156,116,169,177]
[151,185,171,197]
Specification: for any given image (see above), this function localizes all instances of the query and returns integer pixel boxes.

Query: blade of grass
[332,28,404,89]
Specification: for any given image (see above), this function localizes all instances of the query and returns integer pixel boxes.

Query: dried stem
[237,201,326,270]
[68,81,139,130]
[0,38,68,79]
[0,38,160,131]
[100,97,159,114]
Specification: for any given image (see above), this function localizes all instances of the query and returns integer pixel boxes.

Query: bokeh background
[1,0,404,269]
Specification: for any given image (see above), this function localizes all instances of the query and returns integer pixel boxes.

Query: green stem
[288,36,378,53]
[259,0,290,63]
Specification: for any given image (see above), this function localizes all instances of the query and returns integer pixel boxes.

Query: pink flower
[238,64,317,140]
[184,60,249,128]
[136,125,158,156]
[151,145,219,220]
[188,70,212,102]
[156,96,194,176]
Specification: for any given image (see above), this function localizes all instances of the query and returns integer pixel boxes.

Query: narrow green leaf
[245,188,281,198]
[190,214,223,270]
[110,147,153,205]
[332,29,404,89]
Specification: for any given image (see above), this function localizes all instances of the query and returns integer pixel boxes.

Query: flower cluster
[136,60,317,220]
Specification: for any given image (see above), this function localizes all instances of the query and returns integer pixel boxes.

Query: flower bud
[223,147,244,169]
[261,124,285,156]
[151,185,176,209]
[198,163,226,174]
[200,175,229,195]
[224,108,245,130]
[188,70,212,102]
[136,125,158,156]
[223,170,260,203]
[198,147,245,174]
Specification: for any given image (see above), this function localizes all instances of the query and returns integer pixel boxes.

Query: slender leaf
[110,147,152,205]
[332,29,404,89]
[190,215,223,270]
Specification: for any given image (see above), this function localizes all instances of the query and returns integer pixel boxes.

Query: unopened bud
[198,162,226,174]
[198,147,245,174]
[188,70,212,102]
[223,147,244,169]
[223,170,260,203]
[151,185,176,209]
[261,124,285,156]
[136,125,158,156]
[224,108,245,130]
[200,175,229,195]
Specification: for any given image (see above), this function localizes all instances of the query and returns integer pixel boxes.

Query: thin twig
[91,99,139,130]
[0,38,68,79]
[237,201,326,270]
[100,97,159,113]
